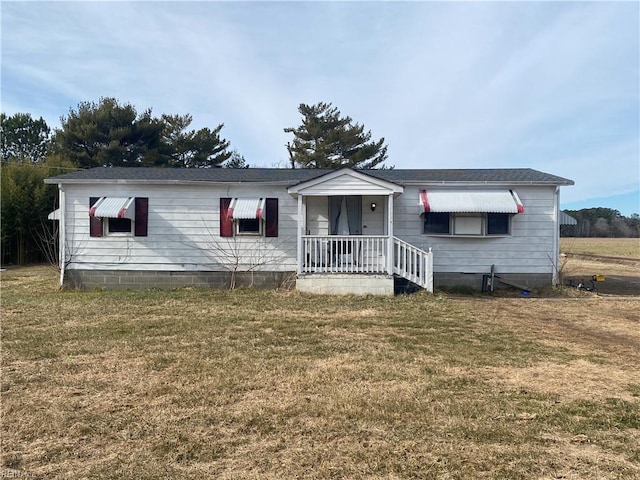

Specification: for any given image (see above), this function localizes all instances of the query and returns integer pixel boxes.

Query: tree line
[1,98,389,265]
[562,208,640,238]
[1,98,388,169]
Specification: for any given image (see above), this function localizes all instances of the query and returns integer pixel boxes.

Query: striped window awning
[89,197,135,219]
[420,190,524,214]
[229,198,265,220]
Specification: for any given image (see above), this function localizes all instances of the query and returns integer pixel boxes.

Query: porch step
[394,275,423,295]
[392,237,433,292]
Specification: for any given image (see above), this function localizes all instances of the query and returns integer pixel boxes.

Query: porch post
[553,186,560,285]
[386,194,394,275]
[58,185,66,287]
[297,194,303,275]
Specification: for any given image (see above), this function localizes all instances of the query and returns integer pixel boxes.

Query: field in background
[558,238,640,296]
[2,266,639,479]
[560,237,640,259]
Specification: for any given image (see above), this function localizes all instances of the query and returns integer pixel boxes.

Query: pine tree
[52,98,164,167]
[0,113,51,163]
[284,102,389,169]
[161,114,232,168]
[223,150,250,168]
[52,98,232,168]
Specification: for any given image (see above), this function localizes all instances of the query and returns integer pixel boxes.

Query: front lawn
[2,266,639,479]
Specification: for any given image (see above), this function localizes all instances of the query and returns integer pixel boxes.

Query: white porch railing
[300,235,434,293]
[301,235,388,274]
[392,237,433,292]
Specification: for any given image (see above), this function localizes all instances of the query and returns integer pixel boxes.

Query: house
[45,167,573,294]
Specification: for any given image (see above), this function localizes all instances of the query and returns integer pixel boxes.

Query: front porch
[288,169,433,295]
[298,234,433,294]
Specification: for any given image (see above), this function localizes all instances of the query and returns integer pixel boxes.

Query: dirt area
[562,253,640,297]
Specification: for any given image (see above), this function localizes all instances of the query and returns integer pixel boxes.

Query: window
[424,212,450,234]
[423,213,513,236]
[89,197,148,238]
[107,217,132,234]
[420,189,522,237]
[454,215,483,235]
[487,213,510,235]
[237,218,262,235]
[220,197,278,238]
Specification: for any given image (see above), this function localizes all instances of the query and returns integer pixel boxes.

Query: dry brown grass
[2,266,639,479]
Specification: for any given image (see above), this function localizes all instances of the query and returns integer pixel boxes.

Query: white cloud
[1,1,637,207]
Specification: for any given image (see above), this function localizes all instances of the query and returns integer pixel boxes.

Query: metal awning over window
[420,190,524,214]
[229,198,265,220]
[560,211,577,225]
[89,197,135,219]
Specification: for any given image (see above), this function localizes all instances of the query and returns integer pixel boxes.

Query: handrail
[299,235,433,293]
[392,237,433,292]
[301,235,388,274]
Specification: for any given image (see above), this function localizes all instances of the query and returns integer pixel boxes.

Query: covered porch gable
[287,169,404,260]
[287,168,404,197]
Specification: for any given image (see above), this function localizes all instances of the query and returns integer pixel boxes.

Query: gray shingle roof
[367,168,574,185]
[45,167,330,183]
[45,167,574,186]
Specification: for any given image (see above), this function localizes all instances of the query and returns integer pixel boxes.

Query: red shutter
[265,198,278,237]
[135,197,148,237]
[220,198,233,237]
[89,197,103,237]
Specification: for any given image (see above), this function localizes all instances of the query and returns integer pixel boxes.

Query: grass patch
[2,266,640,479]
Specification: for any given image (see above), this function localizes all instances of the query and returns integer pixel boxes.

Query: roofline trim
[45,178,575,187]
[399,180,575,186]
[44,178,300,186]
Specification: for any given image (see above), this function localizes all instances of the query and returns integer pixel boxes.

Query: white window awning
[420,190,524,214]
[560,211,577,225]
[89,197,135,219]
[48,208,60,220]
[229,198,265,220]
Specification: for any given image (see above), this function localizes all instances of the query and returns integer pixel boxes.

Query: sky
[2,1,639,216]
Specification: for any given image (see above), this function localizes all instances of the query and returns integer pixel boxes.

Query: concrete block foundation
[434,272,552,291]
[296,274,394,296]
[64,269,296,291]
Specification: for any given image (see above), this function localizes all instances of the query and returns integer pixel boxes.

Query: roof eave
[400,180,575,187]
[44,178,299,186]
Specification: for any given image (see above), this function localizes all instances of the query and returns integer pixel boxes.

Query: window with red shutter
[220,197,278,237]
[89,196,148,237]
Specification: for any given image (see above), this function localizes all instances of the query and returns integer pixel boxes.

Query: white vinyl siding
[63,184,297,272]
[361,195,386,235]
[60,181,561,278]
[394,185,558,275]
